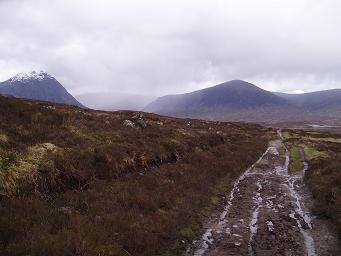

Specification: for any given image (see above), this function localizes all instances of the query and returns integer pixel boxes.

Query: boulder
[123,120,135,127]
[130,113,147,129]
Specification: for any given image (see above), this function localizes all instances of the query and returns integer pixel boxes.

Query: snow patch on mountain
[8,71,53,84]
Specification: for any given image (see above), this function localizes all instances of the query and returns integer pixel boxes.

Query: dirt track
[185,138,340,256]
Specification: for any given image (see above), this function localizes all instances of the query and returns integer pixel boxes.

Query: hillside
[0,95,269,255]
[145,80,341,123]
[145,80,288,115]
[275,89,341,111]
[0,71,84,108]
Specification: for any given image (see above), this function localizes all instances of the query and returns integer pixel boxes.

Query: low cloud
[1,0,340,96]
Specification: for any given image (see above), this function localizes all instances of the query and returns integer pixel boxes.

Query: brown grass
[0,95,269,255]
[304,143,341,238]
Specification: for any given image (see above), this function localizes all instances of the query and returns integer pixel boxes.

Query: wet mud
[185,138,340,256]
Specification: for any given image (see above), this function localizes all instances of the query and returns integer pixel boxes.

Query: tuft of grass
[302,144,328,161]
[0,133,8,144]
[289,146,303,173]
[177,227,195,240]
[0,143,59,196]
[282,131,291,139]
[278,145,287,158]
[282,130,300,140]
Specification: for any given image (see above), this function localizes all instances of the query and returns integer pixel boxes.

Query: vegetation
[283,129,341,237]
[288,145,303,173]
[278,145,286,158]
[0,95,270,256]
[302,144,328,161]
[282,131,292,140]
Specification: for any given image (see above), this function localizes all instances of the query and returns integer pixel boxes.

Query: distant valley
[76,92,156,111]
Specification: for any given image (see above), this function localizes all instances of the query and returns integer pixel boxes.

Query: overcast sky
[0,0,340,96]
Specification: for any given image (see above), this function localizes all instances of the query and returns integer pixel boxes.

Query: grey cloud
[0,0,340,96]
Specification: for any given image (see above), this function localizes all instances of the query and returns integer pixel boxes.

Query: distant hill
[76,92,156,111]
[146,80,287,113]
[145,80,341,123]
[275,89,341,111]
[0,71,84,108]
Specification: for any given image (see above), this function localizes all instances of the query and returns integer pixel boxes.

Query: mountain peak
[8,71,53,84]
[215,80,261,89]
[226,79,249,83]
[0,71,84,108]
[145,80,289,121]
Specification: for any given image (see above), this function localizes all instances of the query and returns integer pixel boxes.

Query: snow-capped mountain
[7,71,54,83]
[0,71,84,107]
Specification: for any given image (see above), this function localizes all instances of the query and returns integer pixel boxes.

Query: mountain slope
[0,71,84,107]
[145,80,293,122]
[145,80,341,123]
[275,89,341,111]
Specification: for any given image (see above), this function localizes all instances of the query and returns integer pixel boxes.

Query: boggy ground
[186,138,340,256]
[0,95,270,256]
[283,129,341,239]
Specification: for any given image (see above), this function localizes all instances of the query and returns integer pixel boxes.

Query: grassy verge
[289,145,303,173]
[302,144,328,161]
[278,145,287,158]
[0,95,269,256]
[305,157,341,237]
[283,129,341,238]
[282,131,291,140]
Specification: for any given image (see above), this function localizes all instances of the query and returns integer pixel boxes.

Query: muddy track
[185,136,340,256]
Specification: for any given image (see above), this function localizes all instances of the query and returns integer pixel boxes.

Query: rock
[123,120,135,127]
[130,113,147,128]
[266,220,275,233]
[43,105,56,110]
[135,118,147,129]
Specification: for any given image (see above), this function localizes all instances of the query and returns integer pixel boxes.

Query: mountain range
[1,72,341,124]
[145,80,341,123]
[0,71,84,108]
